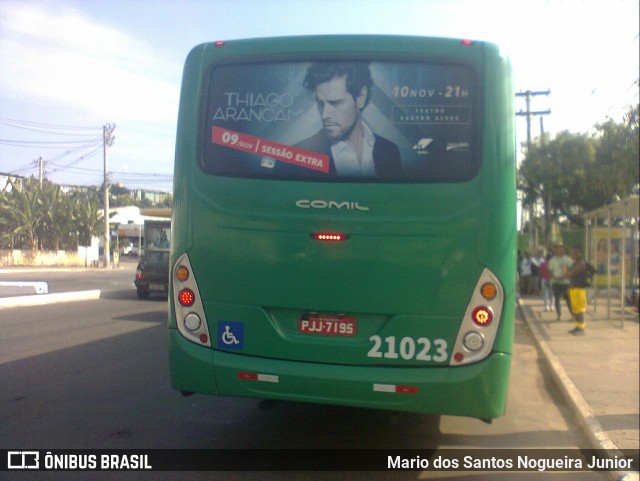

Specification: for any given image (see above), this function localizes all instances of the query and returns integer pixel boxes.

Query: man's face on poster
[314,75,367,144]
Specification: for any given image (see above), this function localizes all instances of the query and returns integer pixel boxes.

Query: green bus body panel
[169,329,511,418]
[170,35,515,419]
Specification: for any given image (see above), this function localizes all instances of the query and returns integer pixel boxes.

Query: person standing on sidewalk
[520,253,534,296]
[549,243,572,321]
[567,245,588,335]
[539,253,554,311]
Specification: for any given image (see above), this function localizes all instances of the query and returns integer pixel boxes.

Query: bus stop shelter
[583,195,639,327]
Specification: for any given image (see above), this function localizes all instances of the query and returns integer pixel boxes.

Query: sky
[0,0,638,192]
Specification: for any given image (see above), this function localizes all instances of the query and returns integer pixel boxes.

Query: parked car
[129,244,144,257]
[121,243,133,256]
[134,250,170,299]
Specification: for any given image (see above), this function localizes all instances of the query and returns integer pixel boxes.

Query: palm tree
[71,191,103,248]
[0,180,41,250]
[37,181,69,251]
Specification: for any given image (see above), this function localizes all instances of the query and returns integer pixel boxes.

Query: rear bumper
[168,329,510,419]
[134,278,168,291]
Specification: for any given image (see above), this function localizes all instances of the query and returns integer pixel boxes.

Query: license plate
[150,284,165,291]
[298,315,356,336]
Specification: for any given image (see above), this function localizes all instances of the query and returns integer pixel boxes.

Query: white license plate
[150,284,165,291]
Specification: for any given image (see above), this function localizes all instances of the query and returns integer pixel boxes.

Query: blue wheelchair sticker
[217,321,244,350]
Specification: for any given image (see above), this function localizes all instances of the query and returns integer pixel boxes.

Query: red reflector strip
[312,233,348,242]
[396,385,419,394]
[238,372,279,383]
[373,383,418,394]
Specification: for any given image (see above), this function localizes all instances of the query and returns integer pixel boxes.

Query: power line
[0,138,102,148]
[0,117,103,132]
[45,139,103,163]
[0,121,102,137]
[48,147,103,173]
[1,117,173,190]
[10,161,38,174]
[0,117,103,149]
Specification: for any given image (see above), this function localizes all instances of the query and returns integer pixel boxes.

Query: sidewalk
[518,294,639,479]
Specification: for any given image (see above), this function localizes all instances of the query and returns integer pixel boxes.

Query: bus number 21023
[367,335,448,362]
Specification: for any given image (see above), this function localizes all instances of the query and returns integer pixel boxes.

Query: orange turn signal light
[480,282,497,300]
[175,265,189,282]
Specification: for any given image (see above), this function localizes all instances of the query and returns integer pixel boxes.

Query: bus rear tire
[393,412,442,448]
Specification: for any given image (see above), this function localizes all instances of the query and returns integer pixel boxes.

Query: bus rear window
[201,60,478,182]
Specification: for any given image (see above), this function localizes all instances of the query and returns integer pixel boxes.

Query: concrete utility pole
[516,89,551,148]
[33,157,45,188]
[102,123,116,268]
[516,90,551,249]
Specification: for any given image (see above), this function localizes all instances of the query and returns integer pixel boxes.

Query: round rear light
[480,282,497,300]
[178,288,195,306]
[472,306,493,326]
[184,313,201,331]
[175,265,189,282]
[463,332,484,351]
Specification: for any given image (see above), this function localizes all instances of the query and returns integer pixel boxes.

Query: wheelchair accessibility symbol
[217,321,244,350]
[222,326,239,345]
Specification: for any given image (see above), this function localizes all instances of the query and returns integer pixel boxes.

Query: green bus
[169,35,516,421]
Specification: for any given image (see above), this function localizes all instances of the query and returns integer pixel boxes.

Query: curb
[518,299,638,481]
[0,290,102,309]
[0,281,49,296]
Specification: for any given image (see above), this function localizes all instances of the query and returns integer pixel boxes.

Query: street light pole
[102,123,115,268]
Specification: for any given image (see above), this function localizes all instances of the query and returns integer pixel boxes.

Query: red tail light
[178,288,195,306]
[311,233,348,242]
[472,306,493,326]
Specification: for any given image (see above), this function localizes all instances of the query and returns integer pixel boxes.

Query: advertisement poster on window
[202,61,477,182]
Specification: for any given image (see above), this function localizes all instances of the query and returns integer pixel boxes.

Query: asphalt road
[0,266,610,480]
[0,257,140,296]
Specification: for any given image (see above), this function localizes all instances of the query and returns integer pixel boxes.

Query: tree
[0,180,42,250]
[71,191,103,248]
[37,181,71,251]
[0,181,104,251]
[518,102,639,244]
[593,104,639,201]
[519,131,597,240]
